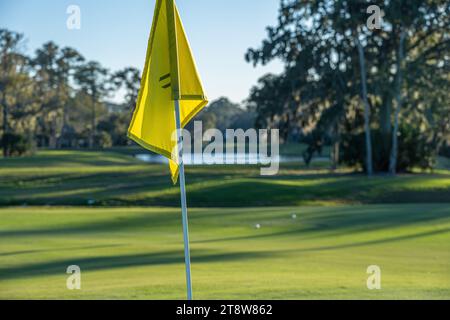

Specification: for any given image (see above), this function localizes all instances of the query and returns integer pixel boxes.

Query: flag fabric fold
[128,0,208,183]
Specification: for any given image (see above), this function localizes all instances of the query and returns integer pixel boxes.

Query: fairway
[1,204,449,299]
[1,150,450,207]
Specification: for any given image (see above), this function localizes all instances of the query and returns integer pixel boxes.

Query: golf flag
[128,0,208,183]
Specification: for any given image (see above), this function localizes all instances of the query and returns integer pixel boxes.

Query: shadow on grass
[0,249,276,281]
[1,205,449,241]
[0,212,177,238]
[294,227,450,252]
[2,228,448,282]
[0,244,125,257]
[0,151,140,169]
[193,204,450,243]
[0,170,173,206]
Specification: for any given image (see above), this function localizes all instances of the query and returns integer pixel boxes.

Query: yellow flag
[128,0,208,183]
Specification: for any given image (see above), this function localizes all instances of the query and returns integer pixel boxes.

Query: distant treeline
[0,28,142,155]
[0,28,253,158]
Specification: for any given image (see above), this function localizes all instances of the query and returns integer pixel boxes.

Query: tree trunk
[57,84,69,149]
[331,139,340,171]
[2,98,8,157]
[380,93,392,136]
[330,121,340,171]
[49,117,57,149]
[58,108,66,149]
[356,34,373,176]
[89,93,97,149]
[380,94,392,170]
[389,29,407,175]
[57,91,68,149]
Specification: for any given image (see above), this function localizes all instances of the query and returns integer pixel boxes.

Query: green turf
[1,150,449,299]
[0,150,449,207]
[0,204,449,299]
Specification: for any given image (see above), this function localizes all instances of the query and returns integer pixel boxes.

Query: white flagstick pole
[174,98,193,300]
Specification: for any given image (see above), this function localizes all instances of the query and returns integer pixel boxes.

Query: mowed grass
[0,150,449,207]
[1,150,449,299]
[0,204,449,299]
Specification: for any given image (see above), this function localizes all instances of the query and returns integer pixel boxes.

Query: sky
[0,0,284,104]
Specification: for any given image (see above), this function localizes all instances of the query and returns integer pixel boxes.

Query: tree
[355,33,373,176]
[246,0,450,173]
[0,29,31,157]
[186,97,249,133]
[56,47,85,147]
[389,29,407,175]
[97,113,129,146]
[74,61,110,148]
[1,28,150,152]
[247,74,295,142]
[32,42,84,148]
[111,67,141,111]
[33,42,61,148]
[32,43,84,148]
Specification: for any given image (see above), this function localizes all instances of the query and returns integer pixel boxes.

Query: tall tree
[33,43,84,148]
[355,32,373,176]
[389,29,407,175]
[74,61,109,148]
[56,48,85,147]
[33,42,62,148]
[0,29,29,157]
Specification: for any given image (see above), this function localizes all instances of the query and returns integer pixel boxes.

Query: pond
[135,153,307,165]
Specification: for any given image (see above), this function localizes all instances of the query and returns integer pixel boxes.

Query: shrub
[94,132,113,149]
[97,113,130,146]
[0,133,32,157]
[440,143,450,158]
[341,124,437,173]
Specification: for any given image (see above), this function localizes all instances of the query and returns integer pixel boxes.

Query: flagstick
[174,99,193,300]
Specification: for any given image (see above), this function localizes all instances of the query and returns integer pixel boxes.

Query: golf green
[1,204,449,299]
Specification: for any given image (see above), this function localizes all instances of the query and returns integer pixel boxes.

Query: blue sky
[0,0,283,104]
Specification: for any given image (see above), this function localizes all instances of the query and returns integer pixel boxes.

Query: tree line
[0,28,141,156]
[246,0,449,175]
[0,28,256,158]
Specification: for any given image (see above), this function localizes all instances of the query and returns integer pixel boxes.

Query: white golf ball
[255,224,261,229]
[292,214,297,219]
